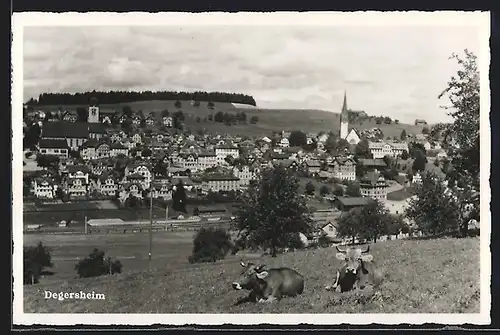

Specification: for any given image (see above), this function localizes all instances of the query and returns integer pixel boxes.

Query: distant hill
[30,99,427,138]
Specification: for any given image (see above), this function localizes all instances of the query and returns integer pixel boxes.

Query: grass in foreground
[23,236,480,314]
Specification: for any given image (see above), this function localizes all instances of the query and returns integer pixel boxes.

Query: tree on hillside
[207,101,215,109]
[172,180,187,213]
[395,119,400,124]
[320,185,330,196]
[36,154,60,170]
[409,142,427,158]
[174,100,182,108]
[337,208,362,244]
[337,139,350,152]
[332,184,344,197]
[214,111,224,123]
[400,150,410,160]
[337,200,393,243]
[384,116,392,124]
[193,100,200,108]
[188,227,232,263]
[75,248,122,278]
[24,242,53,285]
[23,123,41,149]
[400,129,407,141]
[412,151,427,172]
[234,165,313,257]
[305,181,315,195]
[406,171,458,236]
[422,126,430,135]
[324,134,338,152]
[437,50,480,237]
[250,116,259,124]
[76,107,87,122]
[354,139,372,159]
[345,181,361,197]
[288,130,307,147]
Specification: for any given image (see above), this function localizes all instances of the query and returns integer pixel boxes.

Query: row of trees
[27,90,257,106]
[24,243,122,285]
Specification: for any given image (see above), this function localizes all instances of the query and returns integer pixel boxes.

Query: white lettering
[41,290,106,301]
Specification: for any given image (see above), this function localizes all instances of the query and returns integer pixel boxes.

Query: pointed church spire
[342,89,348,113]
[340,89,349,123]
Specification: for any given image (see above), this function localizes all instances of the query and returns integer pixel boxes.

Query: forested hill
[27,90,257,106]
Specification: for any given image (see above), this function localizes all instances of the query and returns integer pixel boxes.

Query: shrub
[189,227,233,264]
[318,234,334,247]
[320,185,330,196]
[75,248,122,278]
[24,242,53,285]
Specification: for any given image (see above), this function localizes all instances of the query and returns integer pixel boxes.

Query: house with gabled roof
[38,139,70,159]
[110,142,129,157]
[96,172,118,197]
[328,157,356,181]
[360,171,389,200]
[32,177,57,199]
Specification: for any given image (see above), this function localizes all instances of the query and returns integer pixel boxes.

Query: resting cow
[326,245,383,293]
[232,261,304,304]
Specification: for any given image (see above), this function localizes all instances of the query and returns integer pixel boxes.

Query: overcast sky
[23,25,481,123]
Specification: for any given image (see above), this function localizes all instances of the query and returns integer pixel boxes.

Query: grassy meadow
[32,100,426,138]
[23,233,480,314]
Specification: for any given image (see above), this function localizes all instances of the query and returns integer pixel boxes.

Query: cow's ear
[240,261,246,267]
[336,253,346,260]
[256,271,269,279]
[361,254,373,262]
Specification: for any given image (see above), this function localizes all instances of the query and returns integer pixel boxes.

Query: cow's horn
[240,261,246,267]
[362,245,370,254]
[255,264,265,272]
[336,245,345,253]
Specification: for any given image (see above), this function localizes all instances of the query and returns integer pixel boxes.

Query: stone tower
[339,90,349,139]
[87,97,99,123]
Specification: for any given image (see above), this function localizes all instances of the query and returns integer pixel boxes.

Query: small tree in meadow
[24,242,53,285]
[75,248,123,278]
[188,227,233,263]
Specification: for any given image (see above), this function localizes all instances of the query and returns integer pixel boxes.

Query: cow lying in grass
[326,245,383,293]
[232,261,305,305]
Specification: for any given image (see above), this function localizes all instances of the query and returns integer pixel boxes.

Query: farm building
[334,196,376,212]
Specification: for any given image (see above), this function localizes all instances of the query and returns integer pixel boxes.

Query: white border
[12,11,491,326]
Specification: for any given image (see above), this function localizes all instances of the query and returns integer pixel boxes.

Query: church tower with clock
[87,97,99,123]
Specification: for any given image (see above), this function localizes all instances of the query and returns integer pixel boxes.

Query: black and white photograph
[12,11,490,325]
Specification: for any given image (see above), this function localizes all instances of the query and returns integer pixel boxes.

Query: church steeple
[340,90,349,122]
[339,89,349,139]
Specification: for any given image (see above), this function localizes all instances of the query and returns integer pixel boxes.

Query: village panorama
[20,49,481,315]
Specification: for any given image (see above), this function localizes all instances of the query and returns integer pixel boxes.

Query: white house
[215,143,239,165]
[32,178,56,198]
[279,138,290,148]
[369,141,409,159]
[38,139,69,159]
[162,116,173,128]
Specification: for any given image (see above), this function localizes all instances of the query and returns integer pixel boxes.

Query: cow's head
[336,245,373,275]
[232,261,269,291]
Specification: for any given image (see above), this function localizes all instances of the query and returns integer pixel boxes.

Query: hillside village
[22,92,452,240]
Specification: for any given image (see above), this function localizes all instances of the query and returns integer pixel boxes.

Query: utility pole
[165,204,169,231]
[149,173,153,271]
[84,216,87,234]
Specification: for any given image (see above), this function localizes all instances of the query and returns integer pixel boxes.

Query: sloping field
[32,100,424,137]
[23,236,480,314]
